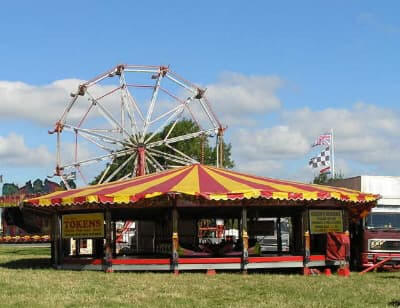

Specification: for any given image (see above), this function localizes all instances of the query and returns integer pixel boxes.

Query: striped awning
[24,164,379,207]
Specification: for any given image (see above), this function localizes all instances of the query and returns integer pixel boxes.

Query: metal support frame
[52,64,223,187]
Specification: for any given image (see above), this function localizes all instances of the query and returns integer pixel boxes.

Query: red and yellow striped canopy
[25,164,378,207]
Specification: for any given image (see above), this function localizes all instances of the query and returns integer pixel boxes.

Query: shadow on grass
[378,275,400,280]
[0,247,50,256]
[0,258,52,269]
[388,300,400,307]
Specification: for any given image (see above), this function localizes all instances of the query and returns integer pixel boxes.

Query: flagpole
[330,128,335,179]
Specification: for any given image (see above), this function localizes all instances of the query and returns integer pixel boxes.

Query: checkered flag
[309,146,330,169]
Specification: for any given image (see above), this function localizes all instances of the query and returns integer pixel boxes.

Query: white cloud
[234,126,309,161]
[0,133,54,167]
[282,103,400,164]
[206,72,284,125]
[0,79,85,126]
[0,79,119,127]
[231,102,400,179]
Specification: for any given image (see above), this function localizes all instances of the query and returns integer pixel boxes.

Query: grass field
[0,246,399,307]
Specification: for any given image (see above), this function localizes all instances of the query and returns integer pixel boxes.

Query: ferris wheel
[50,64,225,189]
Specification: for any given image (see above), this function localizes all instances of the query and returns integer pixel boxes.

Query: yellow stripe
[302,192,319,200]
[204,168,256,192]
[243,191,261,199]
[145,192,163,199]
[61,197,74,205]
[39,199,52,206]
[170,165,200,195]
[206,166,307,194]
[86,195,99,203]
[209,194,229,201]
[272,192,288,200]
[106,167,190,197]
[113,195,130,204]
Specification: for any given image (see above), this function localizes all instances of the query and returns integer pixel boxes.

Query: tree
[2,183,19,196]
[59,180,77,190]
[33,179,44,194]
[312,171,344,185]
[92,119,234,183]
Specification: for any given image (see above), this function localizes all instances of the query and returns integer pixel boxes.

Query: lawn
[0,246,399,308]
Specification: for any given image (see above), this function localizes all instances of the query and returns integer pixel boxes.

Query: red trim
[309,255,326,261]
[179,257,241,264]
[111,258,170,265]
[248,256,303,263]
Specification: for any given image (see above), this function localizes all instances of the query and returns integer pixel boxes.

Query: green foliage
[92,119,234,184]
[59,180,77,190]
[2,183,19,196]
[33,179,43,194]
[1,179,65,196]
[312,171,344,185]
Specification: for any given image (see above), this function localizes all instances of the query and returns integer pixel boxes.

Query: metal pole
[330,128,335,179]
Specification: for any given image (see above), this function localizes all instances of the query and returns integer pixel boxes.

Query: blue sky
[1,1,399,188]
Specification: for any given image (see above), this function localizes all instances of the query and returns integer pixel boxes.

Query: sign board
[62,213,104,239]
[309,210,343,234]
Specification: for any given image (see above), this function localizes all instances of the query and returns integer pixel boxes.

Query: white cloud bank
[0,133,54,167]
[1,73,399,182]
[232,102,400,179]
[206,72,284,125]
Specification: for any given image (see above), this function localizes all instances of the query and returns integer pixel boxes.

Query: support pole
[51,213,58,268]
[104,209,113,273]
[57,214,63,267]
[172,206,179,274]
[241,206,248,273]
[136,146,146,177]
[277,217,282,256]
[303,209,311,275]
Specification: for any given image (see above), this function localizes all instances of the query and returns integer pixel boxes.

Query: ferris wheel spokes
[53,64,225,187]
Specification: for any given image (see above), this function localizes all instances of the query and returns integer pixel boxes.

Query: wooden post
[242,206,248,273]
[51,213,58,268]
[277,217,282,255]
[302,209,311,275]
[57,214,63,267]
[104,209,113,273]
[112,221,117,256]
[172,207,179,274]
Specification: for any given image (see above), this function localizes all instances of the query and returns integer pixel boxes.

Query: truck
[331,176,400,269]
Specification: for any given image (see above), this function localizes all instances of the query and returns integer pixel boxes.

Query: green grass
[0,246,400,308]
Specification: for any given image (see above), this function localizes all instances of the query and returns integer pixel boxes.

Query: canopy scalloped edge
[24,164,379,207]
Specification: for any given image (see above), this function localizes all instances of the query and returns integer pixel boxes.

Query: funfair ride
[49,64,225,188]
